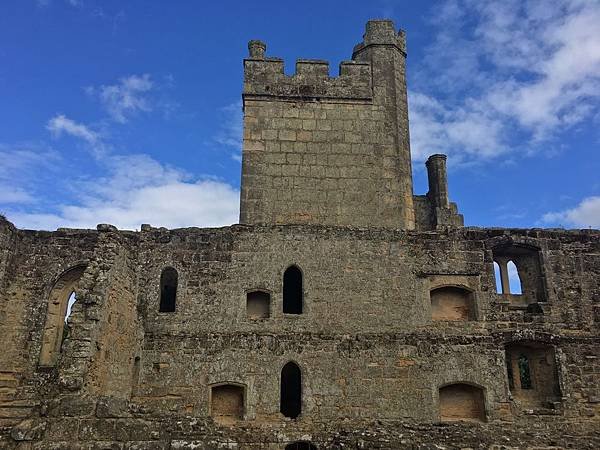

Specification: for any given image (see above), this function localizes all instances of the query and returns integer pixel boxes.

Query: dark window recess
[518,354,532,389]
[246,291,270,319]
[283,266,303,314]
[280,362,302,418]
[504,342,560,407]
[159,267,178,312]
[506,356,515,389]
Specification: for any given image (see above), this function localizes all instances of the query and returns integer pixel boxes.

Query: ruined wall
[1,223,598,448]
[85,235,140,400]
[132,226,599,428]
[0,223,99,430]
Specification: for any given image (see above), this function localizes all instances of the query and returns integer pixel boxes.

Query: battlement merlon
[243,41,372,103]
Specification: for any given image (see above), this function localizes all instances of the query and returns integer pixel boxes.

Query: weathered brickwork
[1,19,599,450]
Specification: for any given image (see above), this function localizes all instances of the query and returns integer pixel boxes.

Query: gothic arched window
[280,361,302,418]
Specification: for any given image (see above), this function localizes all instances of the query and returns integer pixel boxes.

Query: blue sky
[1,0,599,230]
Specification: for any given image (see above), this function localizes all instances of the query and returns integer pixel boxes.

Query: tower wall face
[241,21,415,229]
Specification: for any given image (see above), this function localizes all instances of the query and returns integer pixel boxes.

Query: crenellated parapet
[243,42,372,102]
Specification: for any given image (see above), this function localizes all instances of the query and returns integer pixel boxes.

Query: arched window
[493,261,502,294]
[507,260,522,294]
[280,362,302,418]
[159,267,178,312]
[492,244,545,303]
[283,265,303,314]
[439,383,486,422]
[285,442,317,450]
[39,265,86,367]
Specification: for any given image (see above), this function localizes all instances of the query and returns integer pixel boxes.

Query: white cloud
[4,108,240,231]
[0,145,60,206]
[47,114,99,144]
[214,100,243,161]
[6,153,239,231]
[542,196,600,228]
[46,114,107,157]
[409,91,506,162]
[410,0,600,162]
[87,74,154,123]
[37,0,83,7]
[0,186,35,204]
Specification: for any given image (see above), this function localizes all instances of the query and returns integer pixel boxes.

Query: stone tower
[241,20,420,229]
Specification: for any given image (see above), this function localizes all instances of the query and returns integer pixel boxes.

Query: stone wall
[0,221,599,448]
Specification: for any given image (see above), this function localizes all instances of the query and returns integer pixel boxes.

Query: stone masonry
[0,20,599,449]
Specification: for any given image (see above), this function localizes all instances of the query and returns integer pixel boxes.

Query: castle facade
[1,20,599,449]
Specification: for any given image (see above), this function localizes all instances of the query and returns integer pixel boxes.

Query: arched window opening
[65,291,77,323]
[493,261,502,294]
[492,244,545,303]
[439,383,486,422]
[39,265,86,367]
[507,260,522,294]
[211,384,244,423]
[60,291,77,351]
[247,291,270,319]
[505,342,560,407]
[430,286,473,321]
[283,266,303,314]
[280,362,302,418]
[159,267,178,312]
[285,442,317,450]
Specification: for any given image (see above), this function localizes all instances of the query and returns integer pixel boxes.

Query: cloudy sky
[1,0,599,230]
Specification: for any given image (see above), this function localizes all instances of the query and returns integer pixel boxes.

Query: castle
[1,20,599,449]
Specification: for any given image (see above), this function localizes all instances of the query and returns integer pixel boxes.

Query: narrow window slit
[159,267,178,312]
[283,265,303,314]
